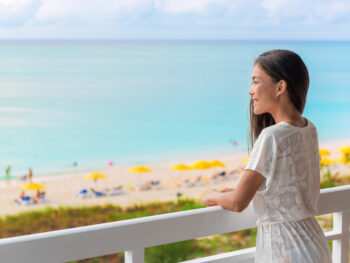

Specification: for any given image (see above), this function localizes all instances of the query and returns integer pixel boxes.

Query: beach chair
[194,180,206,187]
[14,196,35,206]
[150,180,163,190]
[75,189,89,198]
[108,188,126,196]
[37,196,50,203]
[135,184,151,191]
[219,174,230,181]
[151,184,162,190]
[135,182,153,191]
[210,178,220,184]
[181,181,194,188]
[91,190,106,197]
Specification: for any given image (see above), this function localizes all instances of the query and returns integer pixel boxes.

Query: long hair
[248,50,310,154]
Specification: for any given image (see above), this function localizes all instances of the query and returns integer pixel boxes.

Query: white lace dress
[244,118,332,263]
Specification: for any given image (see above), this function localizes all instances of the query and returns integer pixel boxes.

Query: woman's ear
[276,80,287,98]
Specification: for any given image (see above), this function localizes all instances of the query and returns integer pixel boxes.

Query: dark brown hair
[248,49,309,154]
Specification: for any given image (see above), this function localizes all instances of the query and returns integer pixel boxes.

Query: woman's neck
[271,107,305,127]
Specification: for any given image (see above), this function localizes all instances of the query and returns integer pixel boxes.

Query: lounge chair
[219,174,230,181]
[135,181,154,191]
[108,188,126,196]
[194,180,206,187]
[181,181,194,188]
[14,196,35,206]
[91,190,106,197]
[150,180,162,190]
[75,189,89,198]
[37,196,50,203]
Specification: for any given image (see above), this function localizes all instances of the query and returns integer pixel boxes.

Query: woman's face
[248,63,279,115]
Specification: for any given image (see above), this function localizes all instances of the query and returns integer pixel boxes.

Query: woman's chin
[253,108,265,115]
[253,108,260,115]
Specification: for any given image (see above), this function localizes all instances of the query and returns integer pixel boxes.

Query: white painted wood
[317,185,350,215]
[324,230,344,241]
[0,185,349,263]
[180,247,255,263]
[0,205,257,262]
[125,248,144,263]
[332,210,350,263]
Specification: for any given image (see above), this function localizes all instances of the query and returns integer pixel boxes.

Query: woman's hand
[219,188,234,193]
[201,189,219,207]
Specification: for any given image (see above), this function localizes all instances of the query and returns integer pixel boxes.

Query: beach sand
[1,138,349,217]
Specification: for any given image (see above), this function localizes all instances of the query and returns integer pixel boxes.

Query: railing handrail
[1,185,350,263]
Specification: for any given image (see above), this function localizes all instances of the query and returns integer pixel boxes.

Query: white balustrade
[0,185,349,263]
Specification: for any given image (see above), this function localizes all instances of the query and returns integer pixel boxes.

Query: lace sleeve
[244,130,279,179]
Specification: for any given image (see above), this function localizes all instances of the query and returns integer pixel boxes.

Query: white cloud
[261,0,350,24]
[0,0,41,26]
[0,0,349,38]
[154,0,229,15]
[34,1,103,25]
[313,1,350,23]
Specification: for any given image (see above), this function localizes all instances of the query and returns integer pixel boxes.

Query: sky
[0,0,350,40]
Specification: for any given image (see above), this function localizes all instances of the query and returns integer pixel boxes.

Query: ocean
[1,40,349,176]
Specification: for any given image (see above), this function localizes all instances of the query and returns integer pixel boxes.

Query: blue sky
[0,0,350,40]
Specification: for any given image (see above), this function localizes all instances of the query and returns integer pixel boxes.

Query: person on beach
[5,165,12,185]
[201,50,331,262]
[28,168,33,182]
[19,174,28,183]
[5,165,11,177]
[19,191,25,200]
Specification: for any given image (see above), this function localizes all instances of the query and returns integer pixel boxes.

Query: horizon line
[0,38,350,43]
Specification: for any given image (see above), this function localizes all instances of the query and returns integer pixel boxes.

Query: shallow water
[0,40,349,176]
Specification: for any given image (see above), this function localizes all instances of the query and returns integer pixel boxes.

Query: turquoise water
[0,41,349,176]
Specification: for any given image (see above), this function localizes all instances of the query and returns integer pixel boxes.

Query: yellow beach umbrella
[190,160,212,170]
[170,164,192,171]
[129,166,152,173]
[129,166,152,183]
[170,164,192,183]
[337,146,350,165]
[20,182,46,191]
[210,160,226,168]
[84,172,108,184]
[320,157,333,167]
[333,156,348,165]
[84,172,108,180]
[319,149,331,156]
[339,146,350,155]
[190,161,212,180]
[243,156,250,164]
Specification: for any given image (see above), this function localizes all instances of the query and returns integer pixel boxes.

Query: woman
[201,50,332,262]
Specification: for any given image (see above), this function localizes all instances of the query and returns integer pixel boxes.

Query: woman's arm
[201,169,264,212]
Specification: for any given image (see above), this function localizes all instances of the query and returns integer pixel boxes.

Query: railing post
[332,210,350,263]
[125,248,144,263]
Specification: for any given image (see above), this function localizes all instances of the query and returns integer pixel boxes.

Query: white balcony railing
[0,185,349,263]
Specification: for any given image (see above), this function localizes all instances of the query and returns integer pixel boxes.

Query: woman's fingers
[202,200,217,206]
[201,190,219,206]
[219,188,234,192]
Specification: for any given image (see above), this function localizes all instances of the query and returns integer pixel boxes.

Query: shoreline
[2,136,349,181]
[0,137,349,217]
[1,146,248,182]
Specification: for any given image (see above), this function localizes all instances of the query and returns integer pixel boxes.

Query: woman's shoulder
[260,117,317,140]
[253,125,280,149]
[259,123,284,140]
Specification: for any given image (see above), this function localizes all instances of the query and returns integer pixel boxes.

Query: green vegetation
[1,166,347,262]
[0,198,256,263]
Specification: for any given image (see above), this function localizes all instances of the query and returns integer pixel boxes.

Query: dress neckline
[277,117,309,129]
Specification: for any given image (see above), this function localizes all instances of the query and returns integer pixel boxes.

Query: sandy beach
[1,138,349,217]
